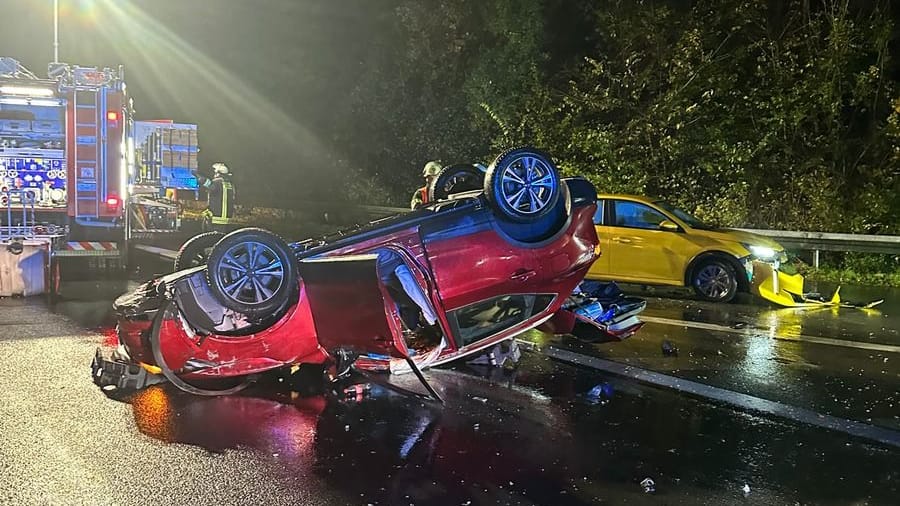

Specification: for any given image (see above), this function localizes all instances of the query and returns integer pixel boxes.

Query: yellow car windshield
[653,200,714,230]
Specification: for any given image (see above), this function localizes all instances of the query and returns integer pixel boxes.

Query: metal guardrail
[241,202,899,262]
[322,205,900,257]
[737,229,900,255]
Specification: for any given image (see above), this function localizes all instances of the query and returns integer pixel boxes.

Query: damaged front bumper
[747,261,883,309]
[91,346,165,391]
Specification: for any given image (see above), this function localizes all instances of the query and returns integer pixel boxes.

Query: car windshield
[653,200,714,230]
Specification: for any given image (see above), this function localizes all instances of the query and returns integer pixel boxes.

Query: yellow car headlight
[746,244,777,260]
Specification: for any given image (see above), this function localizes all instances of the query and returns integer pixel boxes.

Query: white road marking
[642,315,900,354]
[545,346,900,449]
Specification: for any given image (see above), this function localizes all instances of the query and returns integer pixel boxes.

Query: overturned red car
[93,148,645,397]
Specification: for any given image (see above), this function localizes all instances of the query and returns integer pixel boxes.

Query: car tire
[206,228,298,316]
[484,147,561,223]
[691,258,738,303]
[173,231,224,271]
[428,163,484,202]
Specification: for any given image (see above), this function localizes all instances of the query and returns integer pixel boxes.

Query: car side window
[613,201,668,230]
[593,199,605,225]
[450,294,554,347]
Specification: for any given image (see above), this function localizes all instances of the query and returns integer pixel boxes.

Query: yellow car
[586,194,786,303]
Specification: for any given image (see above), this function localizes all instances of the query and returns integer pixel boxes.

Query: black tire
[484,147,561,223]
[428,163,485,202]
[691,258,738,303]
[173,231,224,271]
[206,228,298,316]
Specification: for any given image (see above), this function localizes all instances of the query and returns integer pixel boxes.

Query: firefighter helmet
[422,161,442,178]
[212,163,230,175]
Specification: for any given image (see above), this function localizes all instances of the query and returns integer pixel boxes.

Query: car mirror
[659,220,679,232]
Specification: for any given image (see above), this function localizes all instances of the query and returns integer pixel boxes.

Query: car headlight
[745,244,777,260]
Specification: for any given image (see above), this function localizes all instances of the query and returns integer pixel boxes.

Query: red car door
[419,211,541,312]
[298,254,400,356]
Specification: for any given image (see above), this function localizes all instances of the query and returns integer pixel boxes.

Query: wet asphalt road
[0,262,898,505]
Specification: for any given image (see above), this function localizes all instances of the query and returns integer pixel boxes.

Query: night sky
[0,0,387,204]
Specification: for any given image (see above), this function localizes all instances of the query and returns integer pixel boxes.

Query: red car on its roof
[93,147,645,398]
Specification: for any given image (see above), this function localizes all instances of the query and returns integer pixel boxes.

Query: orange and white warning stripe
[64,241,118,251]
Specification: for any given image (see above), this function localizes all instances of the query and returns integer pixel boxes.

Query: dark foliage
[330,0,899,234]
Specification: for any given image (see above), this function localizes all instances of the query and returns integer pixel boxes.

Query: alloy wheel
[695,264,734,300]
[214,240,286,306]
[499,155,558,216]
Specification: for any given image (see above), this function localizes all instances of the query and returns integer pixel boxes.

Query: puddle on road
[37,272,899,504]
[100,352,899,505]
[642,283,899,346]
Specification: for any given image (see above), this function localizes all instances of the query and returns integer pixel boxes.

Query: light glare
[0,86,55,97]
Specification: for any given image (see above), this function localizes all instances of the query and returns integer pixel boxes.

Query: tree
[506,0,899,232]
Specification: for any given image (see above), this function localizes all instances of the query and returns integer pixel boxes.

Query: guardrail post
[813,249,820,269]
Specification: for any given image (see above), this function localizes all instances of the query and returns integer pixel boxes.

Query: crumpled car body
[96,149,646,395]
[751,261,883,309]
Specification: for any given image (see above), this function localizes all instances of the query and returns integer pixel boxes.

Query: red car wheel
[485,147,561,223]
[174,231,224,271]
[206,228,298,317]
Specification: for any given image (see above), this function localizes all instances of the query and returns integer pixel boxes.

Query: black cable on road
[150,299,253,396]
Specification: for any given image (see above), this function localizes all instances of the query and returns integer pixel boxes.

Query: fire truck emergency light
[107,111,118,121]
[0,85,55,97]
[106,196,120,207]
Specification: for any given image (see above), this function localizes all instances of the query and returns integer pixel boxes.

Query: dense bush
[329,0,899,237]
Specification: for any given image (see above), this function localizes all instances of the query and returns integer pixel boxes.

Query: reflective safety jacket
[204,175,235,224]
[410,186,428,209]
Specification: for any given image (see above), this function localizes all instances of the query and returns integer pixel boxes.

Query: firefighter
[410,161,442,209]
[194,162,235,232]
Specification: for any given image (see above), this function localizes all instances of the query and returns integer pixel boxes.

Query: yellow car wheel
[691,259,738,303]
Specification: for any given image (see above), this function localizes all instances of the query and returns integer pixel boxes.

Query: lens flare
[87,0,331,166]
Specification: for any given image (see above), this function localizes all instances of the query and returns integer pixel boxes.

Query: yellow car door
[605,200,695,284]
[586,199,610,277]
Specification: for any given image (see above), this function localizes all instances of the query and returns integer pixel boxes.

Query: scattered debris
[585,383,614,405]
[741,483,751,497]
[640,477,656,494]
[661,340,678,357]
[342,383,371,402]
[467,341,522,368]
[471,396,489,404]
[754,265,885,309]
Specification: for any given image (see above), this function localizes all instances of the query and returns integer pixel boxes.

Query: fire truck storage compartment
[0,97,65,150]
[0,240,48,296]
[1,91,67,210]
[0,157,67,207]
[134,122,199,191]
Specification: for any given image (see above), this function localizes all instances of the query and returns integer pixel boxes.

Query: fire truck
[0,57,197,264]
